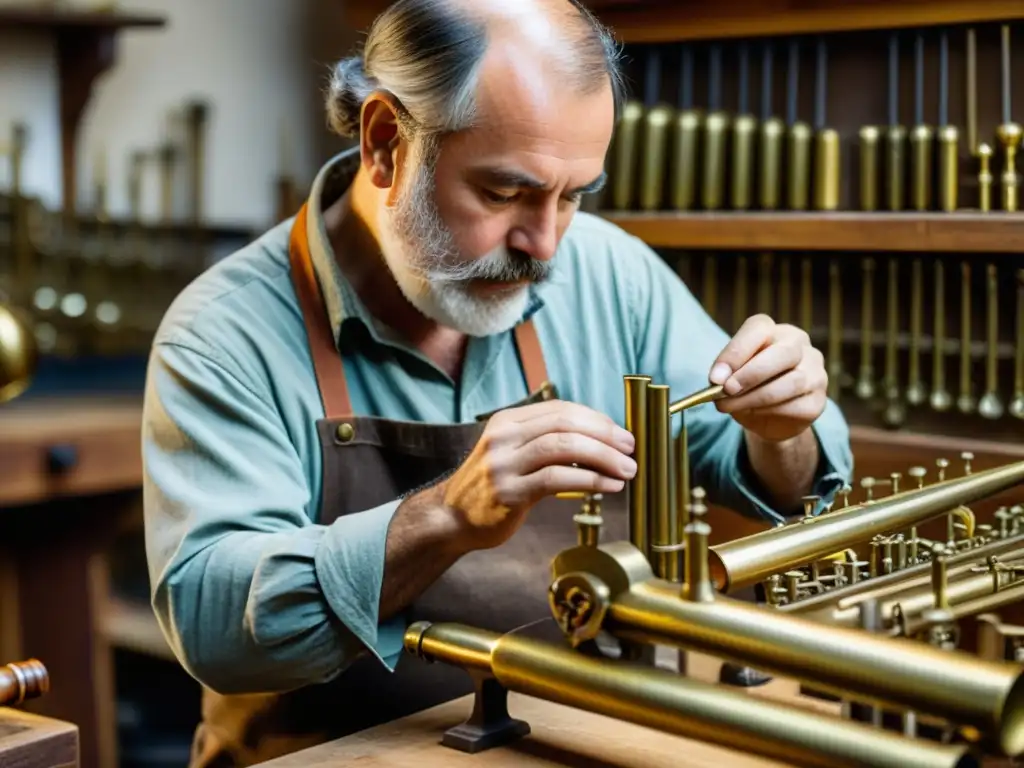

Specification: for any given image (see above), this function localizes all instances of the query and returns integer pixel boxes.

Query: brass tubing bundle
[0,659,48,707]
[782,533,1024,617]
[404,622,977,768]
[709,460,1024,592]
[606,580,1024,755]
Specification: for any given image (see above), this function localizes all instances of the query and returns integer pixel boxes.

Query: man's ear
[359,91,406,190]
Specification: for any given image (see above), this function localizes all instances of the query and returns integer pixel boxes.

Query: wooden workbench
[255,653,837,768]
[0,706,79,768]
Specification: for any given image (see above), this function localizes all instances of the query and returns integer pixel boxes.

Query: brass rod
[611,102,643,210]
[624,376,651,561]
[675,415,691,549]
[1012,269,1024,419]
[967,28,978,156]
[708,460,1024,592]
[406,622,977,768]
[609,581,1024,755]
[682,488,714,602]
[669,384,726,415]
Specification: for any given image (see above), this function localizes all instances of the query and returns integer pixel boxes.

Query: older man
[142,0,853,764]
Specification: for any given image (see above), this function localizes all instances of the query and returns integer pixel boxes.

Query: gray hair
[325,0,626,140]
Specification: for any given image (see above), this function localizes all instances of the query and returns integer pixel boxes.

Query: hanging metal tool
[639,46,673,212]
[937,29,959,212]
[882,258,906,428]
[813,37,840,211]
[905,257,926,406]
[1011,269,1024,420]
[978,264,1004,420]
[930,259,952,412]
[702,44,729,211]
[886,34,907,211]
[957,262,976,414]
[910,32,933,211]
[731,43,757,211]
[786,39,811,210]
[856,258,876,400]
[670,46,702,212]
[996,25,1022,212]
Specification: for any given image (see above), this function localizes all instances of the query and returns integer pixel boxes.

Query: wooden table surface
[257,653,838,768]
[0,706,79,768]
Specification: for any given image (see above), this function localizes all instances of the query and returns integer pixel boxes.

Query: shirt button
[335,423,355,443]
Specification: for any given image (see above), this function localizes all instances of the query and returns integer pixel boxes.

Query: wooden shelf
[0,5,167,218]
[596,0,1024,44]
[601,211,1024,253]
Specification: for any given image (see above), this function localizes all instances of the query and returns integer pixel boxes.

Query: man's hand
[441,400,637,552]
[708,314,828,443]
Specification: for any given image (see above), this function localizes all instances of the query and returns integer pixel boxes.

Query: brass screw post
[861,477,876,502]
[839,484,852,508]
[936,458,949,482]
[961,451,974,476]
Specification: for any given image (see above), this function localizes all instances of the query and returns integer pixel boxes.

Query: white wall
[0,0,330,227]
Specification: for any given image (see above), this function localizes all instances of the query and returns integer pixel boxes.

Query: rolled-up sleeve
[626,241,854,525]
[143,337,404,696]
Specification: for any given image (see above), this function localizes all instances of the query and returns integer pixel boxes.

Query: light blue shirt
[142,150,853,695]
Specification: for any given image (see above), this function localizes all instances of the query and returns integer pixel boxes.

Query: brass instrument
[405,373,1024,767]
[0,659,48,707]
[0,293,37,403]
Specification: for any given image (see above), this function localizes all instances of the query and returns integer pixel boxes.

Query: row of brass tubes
[404,621,975,768]
[686,253,1024,424]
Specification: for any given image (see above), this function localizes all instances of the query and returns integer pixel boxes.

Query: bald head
[326,0,624,139]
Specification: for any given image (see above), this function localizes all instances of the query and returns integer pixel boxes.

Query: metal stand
[441,673,530,753]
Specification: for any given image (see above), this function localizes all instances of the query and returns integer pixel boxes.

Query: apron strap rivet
[335,423,355,443]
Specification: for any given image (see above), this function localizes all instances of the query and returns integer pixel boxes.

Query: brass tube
[813,128,840,210]
[859,126,881,211]
[624,376,651,562]
[910,125,934,210]
[701,111,730,211]
[787,122,812,210]
[608,581,1024,756]
[731,114,757,210]
[648,384,673,580]
[886,126,907,211]
[638,105,674,211]
[670,109,703,211]
[405,622,977,768]
[759,117,784,210]
[708,460,1024,592]
[610,102,644,210]
[674,414,690,549]
[938,125,960,211]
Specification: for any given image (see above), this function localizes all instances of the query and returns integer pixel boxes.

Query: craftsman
[141,0,853,765]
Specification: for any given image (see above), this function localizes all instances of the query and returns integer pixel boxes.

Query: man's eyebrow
[475,167,608,196]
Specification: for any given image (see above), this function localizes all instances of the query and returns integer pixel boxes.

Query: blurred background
[0,2,368,767]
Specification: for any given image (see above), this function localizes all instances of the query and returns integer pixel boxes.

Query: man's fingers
[516,432,637,480]
[744,390,827,420]
[709,314,775,385]
[509,402,635,453]
[716,369,816,414]
[519,465,627,501]
[724,346,819,399]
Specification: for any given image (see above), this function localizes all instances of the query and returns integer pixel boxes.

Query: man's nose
[508,205,559,262]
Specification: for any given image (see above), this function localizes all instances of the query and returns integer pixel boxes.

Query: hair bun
[326,56,372,138]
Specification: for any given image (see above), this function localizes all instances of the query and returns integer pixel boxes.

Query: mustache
[426,247,552,284]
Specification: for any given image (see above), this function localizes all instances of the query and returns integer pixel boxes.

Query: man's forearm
[378,484,467,620]
[744,428,820,514]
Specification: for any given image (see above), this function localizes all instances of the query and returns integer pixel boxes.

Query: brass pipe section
[670,109,702,211]
[647,384,676,581]
[979,263,1004,419]
[405,622,978,768]
[607,580,1024,756]
[859,126,880,210]
[610,101,643,210]
[813,129,840,211]
[624,376,651,561]
[0,659,48,707]
[669,384,725,415]
[760,118,784,210]
[1012,269,1024,420]
[958,261,975,414]
[731,115,757,211]
[639,105,673,211]
[702,111,729,211]
[708,460,1024,592]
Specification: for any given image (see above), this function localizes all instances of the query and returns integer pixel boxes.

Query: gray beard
[378,141,552,336]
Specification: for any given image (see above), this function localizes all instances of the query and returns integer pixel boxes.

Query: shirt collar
[303,149,556,347]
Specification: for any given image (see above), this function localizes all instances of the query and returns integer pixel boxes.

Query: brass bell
[0,299,38,404]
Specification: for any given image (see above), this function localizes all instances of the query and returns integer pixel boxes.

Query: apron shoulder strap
[288,203,354,419]
[513,319,550,396]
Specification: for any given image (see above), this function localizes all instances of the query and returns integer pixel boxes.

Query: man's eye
[483,189,517,204]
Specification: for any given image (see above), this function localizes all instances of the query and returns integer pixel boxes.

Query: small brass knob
[908,466,926,489]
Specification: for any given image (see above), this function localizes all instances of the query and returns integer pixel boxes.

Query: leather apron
[188,204,629,767]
